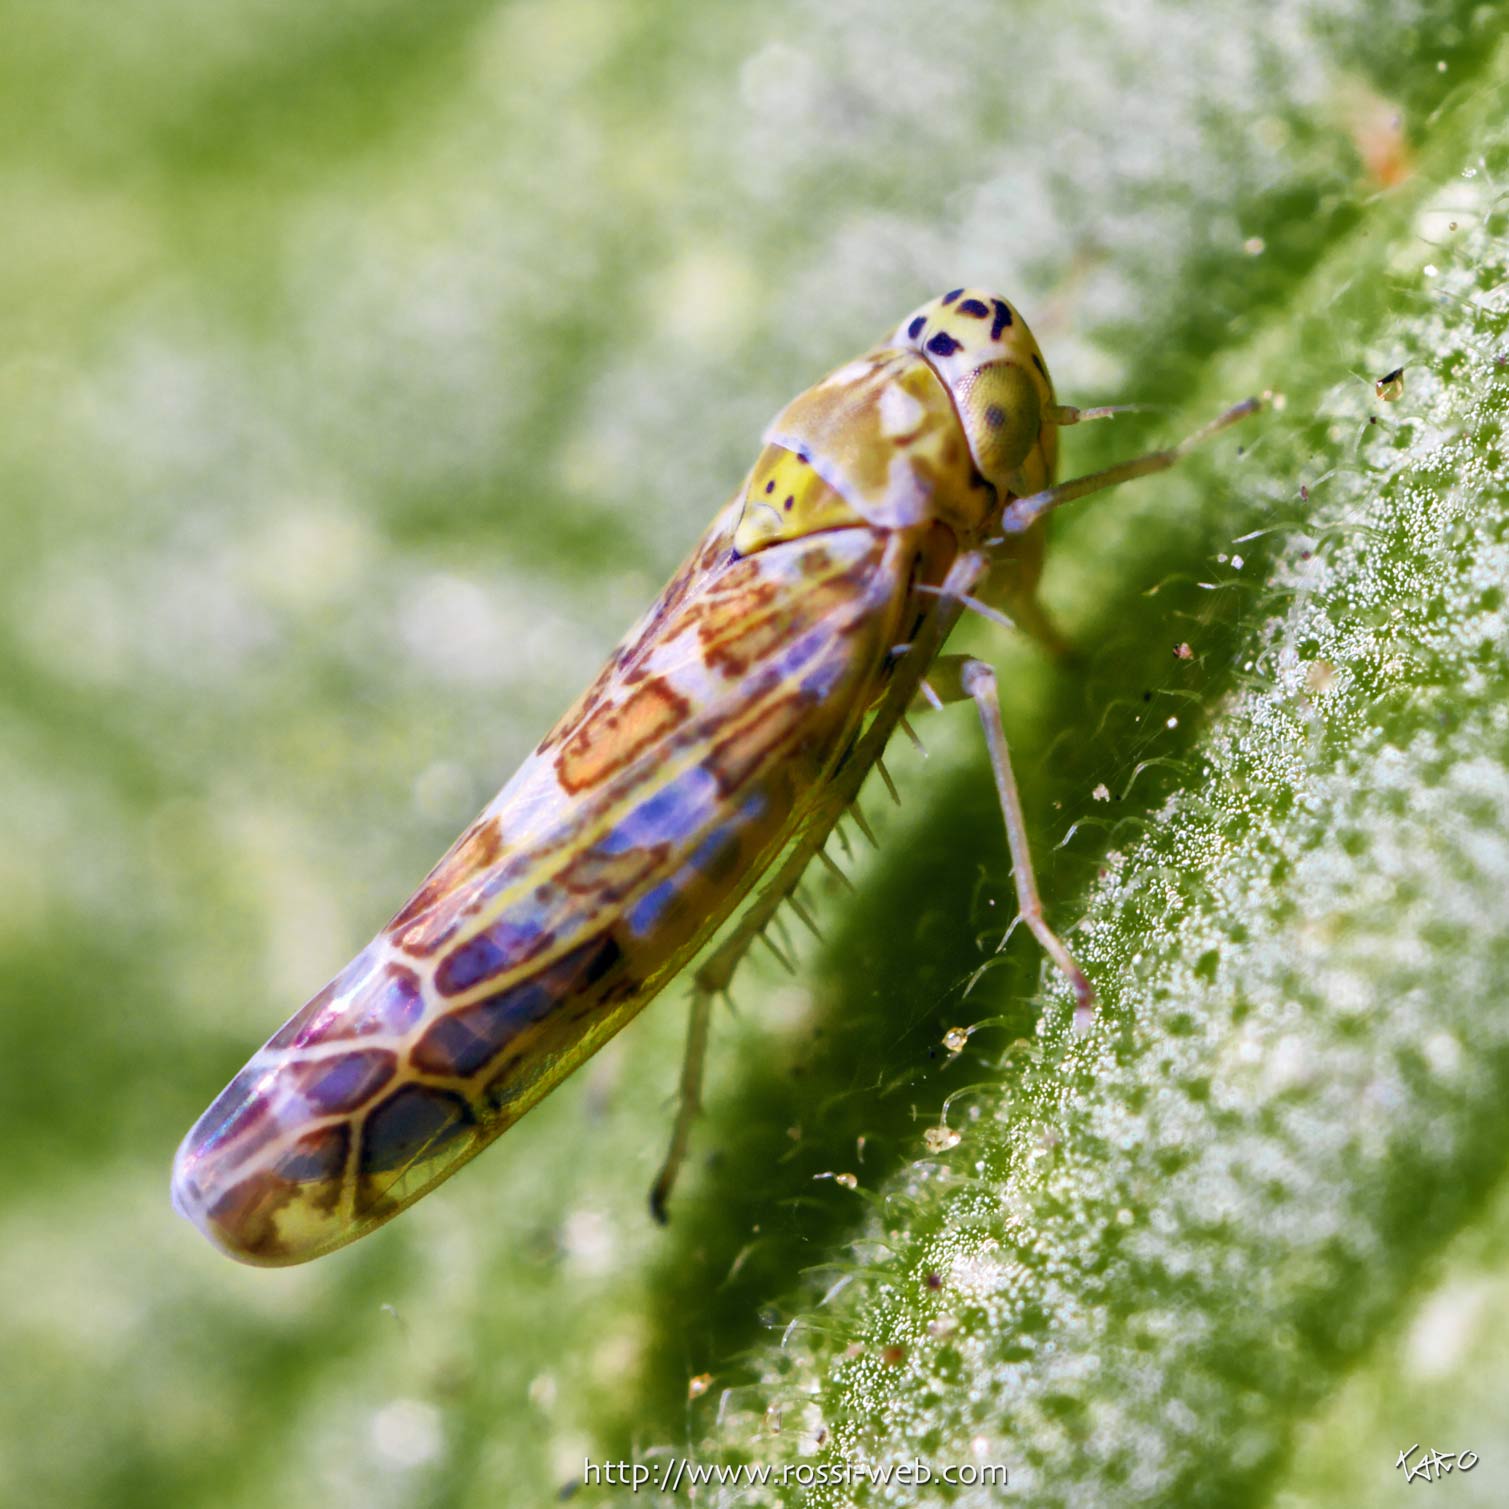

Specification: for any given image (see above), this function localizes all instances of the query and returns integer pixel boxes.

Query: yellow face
[889,287,1059,503]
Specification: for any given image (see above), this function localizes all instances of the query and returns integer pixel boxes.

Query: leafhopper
[173,289,1259,1264]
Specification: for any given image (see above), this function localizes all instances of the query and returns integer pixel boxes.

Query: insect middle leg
[925,652,1095,1027]
[946,394,1267,1011]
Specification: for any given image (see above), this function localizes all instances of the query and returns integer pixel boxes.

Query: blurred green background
[3,1,1508,1505]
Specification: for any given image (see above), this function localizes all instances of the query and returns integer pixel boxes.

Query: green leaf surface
[2,2,1505,1506]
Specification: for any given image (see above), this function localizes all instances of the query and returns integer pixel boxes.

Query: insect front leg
[925,652,1095,1028]
[974,394,1269,654]
[998,394,1266,537]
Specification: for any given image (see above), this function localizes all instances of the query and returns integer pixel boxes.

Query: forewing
[173,518,911,1263]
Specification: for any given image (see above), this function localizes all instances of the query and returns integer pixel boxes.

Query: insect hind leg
[647,816,843,1222]
[649,980,717,1224]
[650,550,995,1221]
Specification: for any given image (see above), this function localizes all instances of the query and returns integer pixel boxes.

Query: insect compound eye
[953,360,1043,488]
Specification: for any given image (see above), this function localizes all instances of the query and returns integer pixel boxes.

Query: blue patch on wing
[596,766,721,854]
[436,916,553,995]
[626,879,681,937]
[298,1050,395,1115]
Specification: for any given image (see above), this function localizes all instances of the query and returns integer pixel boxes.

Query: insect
[173,289,1260,1264]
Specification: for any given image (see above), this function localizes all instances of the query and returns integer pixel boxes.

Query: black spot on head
[784,495,794,511]
[984,404,1005,429]
[990,300,1013,339]
[1031,352,1046,376]
[926,331,962,358]
[907,315,926,340]
[958,298,990,318]
[942,288,964,304]
[764,480,775,494]
[797,452,809,464]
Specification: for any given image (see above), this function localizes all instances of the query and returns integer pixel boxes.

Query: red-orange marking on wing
[700,571,855,677]
[539,514,736,747]
[556,678,691,795]
[536,656,619,756]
